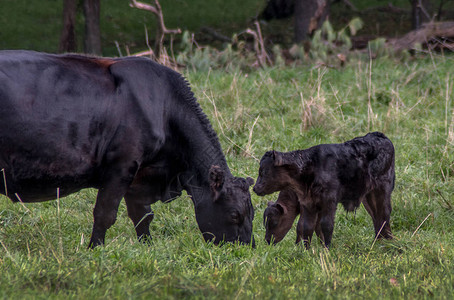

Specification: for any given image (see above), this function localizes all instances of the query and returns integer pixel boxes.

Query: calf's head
[253,151,302,196]
[264,198,299,244]
[195,166,255,246]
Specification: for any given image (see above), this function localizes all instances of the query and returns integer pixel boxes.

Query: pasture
[1,54,453,298]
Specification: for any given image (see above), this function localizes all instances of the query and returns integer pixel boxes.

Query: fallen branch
[245,21,271,67]
[361,3,410,14]
[129,0,181,61]
[387,21,454,51]
[200,27,232,43]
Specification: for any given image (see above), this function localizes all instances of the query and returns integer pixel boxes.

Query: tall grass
[1,54,454,298]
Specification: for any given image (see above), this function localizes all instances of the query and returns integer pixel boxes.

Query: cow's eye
[230,211,241,224]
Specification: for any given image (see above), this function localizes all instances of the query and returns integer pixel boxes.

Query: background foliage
[2,0,453,57]
[0,0,264,56]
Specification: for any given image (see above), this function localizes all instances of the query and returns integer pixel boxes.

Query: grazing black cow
[254,132,395,249]
[0,50,255,248]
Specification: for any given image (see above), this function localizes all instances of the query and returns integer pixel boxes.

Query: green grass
[1,53,454,298]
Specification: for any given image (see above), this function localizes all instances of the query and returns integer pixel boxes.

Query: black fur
[0,50,255,248]
[254,132,395,249]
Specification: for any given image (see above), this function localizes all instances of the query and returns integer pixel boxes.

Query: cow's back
[0,51,164,201]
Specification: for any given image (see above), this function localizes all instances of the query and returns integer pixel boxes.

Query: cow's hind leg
[364,188,393,240]
[88,161,139,248]
[124,194,154,243]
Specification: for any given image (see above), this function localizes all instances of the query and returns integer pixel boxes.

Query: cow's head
[253,151,302,196]
[263,200,297,244]
[195,166,255,246]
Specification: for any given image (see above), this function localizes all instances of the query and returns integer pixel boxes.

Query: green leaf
[348,17,364,36]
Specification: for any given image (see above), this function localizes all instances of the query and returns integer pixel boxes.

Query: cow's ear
[209,165,225,202]
[275,203,287,215]
[267,201,275,207]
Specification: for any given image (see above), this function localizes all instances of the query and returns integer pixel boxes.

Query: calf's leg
[319,204,337,249]
[296,214,324,245]
[364,188,393,240]
[301,209,318,249]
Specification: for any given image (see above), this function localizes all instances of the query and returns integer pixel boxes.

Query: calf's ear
[272,150,285,166]
[209,165,225,202]
[246,177,255,186]
[267,201,286,214]
[273,150,303,172]
[275,203,287,215]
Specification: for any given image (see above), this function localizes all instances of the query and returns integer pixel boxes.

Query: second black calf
[254,132,395,249]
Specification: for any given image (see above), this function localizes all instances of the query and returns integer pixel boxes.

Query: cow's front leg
[124,194,154,243]
[88,161,139,248]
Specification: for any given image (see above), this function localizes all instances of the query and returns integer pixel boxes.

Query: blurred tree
[294,0,329,42]
[83,0,101,55]
[59,0,101,55]
[59,0,77,53]
[260,0,330,43]
[411,0,433,29]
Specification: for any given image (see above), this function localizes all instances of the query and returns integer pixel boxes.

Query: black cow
[0,50,255,248]
[254,132,395,249]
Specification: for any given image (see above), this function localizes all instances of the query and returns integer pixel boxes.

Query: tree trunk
[294,0,329,43]
[411,0,433,30]
[59,0,78,53]
[83,0,101,55]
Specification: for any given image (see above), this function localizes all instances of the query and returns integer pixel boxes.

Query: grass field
[0,52,453,298]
